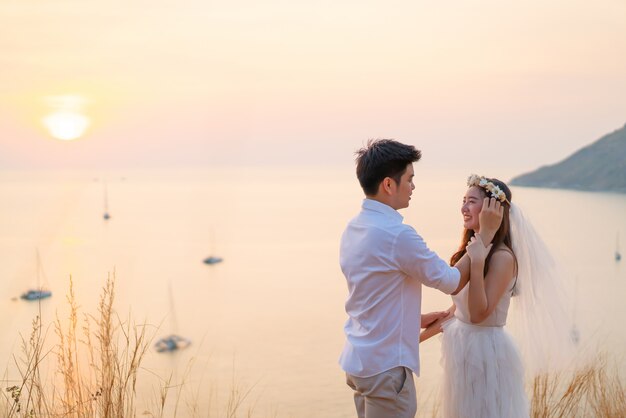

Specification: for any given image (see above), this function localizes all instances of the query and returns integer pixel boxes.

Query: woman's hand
[466,234,492,263]
[421,311,447,329]
[478,197,503,243]
[419,310,456,342]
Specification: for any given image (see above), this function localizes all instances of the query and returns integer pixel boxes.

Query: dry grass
[66,275,150,417]
[3,275,625,417]
[423,363,626,418]
[1,274,259,418]
[531,357,626,418]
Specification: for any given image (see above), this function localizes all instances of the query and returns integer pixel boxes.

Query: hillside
[510,124,626,193]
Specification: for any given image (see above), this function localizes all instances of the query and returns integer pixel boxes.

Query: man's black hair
[355,139,422,195]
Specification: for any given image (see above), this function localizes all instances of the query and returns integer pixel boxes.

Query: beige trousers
[346,366,417,418]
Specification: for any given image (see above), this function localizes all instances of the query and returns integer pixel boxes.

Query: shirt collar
[362,198,404,222]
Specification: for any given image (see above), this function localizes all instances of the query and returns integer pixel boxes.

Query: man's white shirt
[339,198,460,377]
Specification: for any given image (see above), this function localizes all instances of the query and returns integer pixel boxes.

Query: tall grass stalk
[1,274,151,417]
[2,274,261,417]
[531,357,626,418]
[4,274,625,417]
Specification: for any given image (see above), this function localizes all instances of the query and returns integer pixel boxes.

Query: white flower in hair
[467,174,480,186]
[466,174,509,204]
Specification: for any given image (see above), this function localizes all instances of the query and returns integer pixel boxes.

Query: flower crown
[467,174,510,204]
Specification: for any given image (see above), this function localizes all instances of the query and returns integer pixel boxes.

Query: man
[339,139,502,417]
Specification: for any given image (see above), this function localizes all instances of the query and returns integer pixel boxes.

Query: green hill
[510,123,626,193]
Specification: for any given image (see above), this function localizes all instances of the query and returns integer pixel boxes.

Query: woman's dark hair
[355,139,422,196]
[450,178,517,277]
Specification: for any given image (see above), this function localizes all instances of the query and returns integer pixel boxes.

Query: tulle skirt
[440,318,529,418]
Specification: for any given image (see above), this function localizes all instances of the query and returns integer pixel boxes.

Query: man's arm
[395,228,460,295]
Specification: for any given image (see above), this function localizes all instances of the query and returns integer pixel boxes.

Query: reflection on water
[0,167,624,417]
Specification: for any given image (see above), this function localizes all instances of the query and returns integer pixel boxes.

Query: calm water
[1,166,625,417]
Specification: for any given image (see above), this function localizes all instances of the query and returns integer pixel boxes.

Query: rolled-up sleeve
[394,227,460,294]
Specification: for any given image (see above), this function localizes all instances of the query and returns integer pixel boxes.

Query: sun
[42,95,91,141]
[43,111,90,141]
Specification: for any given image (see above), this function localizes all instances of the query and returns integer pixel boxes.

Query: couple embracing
[339,139,541,418]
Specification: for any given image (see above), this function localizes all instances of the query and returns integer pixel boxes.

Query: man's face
[392,163,415,209]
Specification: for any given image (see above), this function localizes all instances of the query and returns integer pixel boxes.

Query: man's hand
[478,197,503,243]
[419,309,456,342]
[421,311,447,329]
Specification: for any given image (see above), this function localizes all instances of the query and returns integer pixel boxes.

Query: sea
[1,166,625,417]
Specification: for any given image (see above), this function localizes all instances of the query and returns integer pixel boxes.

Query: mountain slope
[510,124,626,193]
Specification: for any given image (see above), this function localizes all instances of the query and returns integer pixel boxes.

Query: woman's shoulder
[493,244,513,256]
[490,245,517,274]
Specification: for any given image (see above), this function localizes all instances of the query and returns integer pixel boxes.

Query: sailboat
[570,277,580,345]
[154,282,191,353]
[21,250,52,301]
[570,324,580,345]
[203,256,223,265]
[203,229,223,265]
[616,232,622,262]
[103,181,111,221]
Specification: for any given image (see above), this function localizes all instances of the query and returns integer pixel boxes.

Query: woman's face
[461,186,485,231]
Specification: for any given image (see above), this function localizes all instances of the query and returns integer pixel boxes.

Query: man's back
[339,199,459,377]
[340,139,458,418]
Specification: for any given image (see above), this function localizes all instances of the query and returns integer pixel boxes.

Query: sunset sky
[1,0,625,177]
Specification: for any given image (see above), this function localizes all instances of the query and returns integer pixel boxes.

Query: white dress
[440,276,529,418]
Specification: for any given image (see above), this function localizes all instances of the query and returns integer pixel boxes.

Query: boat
[203,256,223,265]
[154,334,191,353]
[570,275,580,345]
[155,282,190,353]
[103,181,111,221]
[203,229,223,265]
[21,250,52,301]
[570,325,580,345]
[21,289,52,301]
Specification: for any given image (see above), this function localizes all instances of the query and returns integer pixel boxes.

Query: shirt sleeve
[394,227,460,294]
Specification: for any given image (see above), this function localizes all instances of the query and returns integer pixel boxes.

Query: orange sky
[1,0,625,176]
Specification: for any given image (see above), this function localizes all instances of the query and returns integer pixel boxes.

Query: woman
[433,175,529,418]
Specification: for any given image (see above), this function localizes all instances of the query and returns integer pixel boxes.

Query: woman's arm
[466,237,515,324]
[419,304,456,342]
